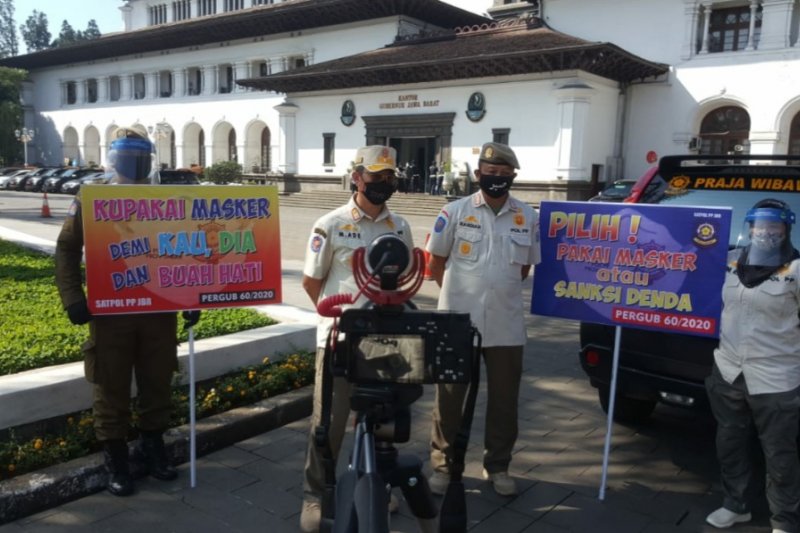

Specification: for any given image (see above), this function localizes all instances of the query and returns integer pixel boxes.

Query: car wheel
[598,385,657,424]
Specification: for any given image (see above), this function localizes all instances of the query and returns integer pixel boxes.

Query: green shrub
[0,240,275,375]
[0,352,314,481]
[203,160,243,184]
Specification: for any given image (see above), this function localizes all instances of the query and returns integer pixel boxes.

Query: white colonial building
[4,0,800,201]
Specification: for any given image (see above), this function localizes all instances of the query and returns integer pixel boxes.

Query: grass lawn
[0,239,276,376]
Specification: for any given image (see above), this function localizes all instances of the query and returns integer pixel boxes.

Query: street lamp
[14,127,34,166]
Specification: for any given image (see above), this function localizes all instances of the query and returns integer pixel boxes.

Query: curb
[0,386,313,525]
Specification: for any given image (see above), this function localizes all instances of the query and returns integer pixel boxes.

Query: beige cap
[479,142,520,169]
[354,145,397,173]
[111,124,149,141]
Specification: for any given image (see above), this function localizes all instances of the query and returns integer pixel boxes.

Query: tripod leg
[439,479,467,533]
[393,456,438,521]
[354,472,389,533]
[333,470,359,533]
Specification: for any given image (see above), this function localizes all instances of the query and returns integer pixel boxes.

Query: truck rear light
[659,391,695,407]
[584,350,601,366]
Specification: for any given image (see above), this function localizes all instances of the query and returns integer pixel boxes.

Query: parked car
[9,167,49,191]
[43,168,100,193]
[156,168,201,185]
[588,179,637,202]
[579,155,800,422]
[25,167,66,192]
[60,171,113,194]
[0,169,31,190]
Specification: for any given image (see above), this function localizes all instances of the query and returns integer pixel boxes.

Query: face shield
[108,137,154,184]
[736,206,795,267]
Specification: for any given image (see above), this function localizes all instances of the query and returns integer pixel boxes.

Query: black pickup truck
[579,155,800,422]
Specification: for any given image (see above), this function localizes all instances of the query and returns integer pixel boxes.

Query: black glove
[66,301,93,325]
[182,310,201,330]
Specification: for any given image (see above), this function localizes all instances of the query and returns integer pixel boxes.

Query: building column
[274,101,298,174]
[120,74,133,101]
[553,81,593,181]
[745,0,759,50]
[75,79,86,105]
[173,68,185,97]
[234,61,248,92]
[699,2,712,54]
[759,0,794,49]
[97,76,109,102]
[202,65,216,95]
[681,0,701,59]
[148,71,159,99]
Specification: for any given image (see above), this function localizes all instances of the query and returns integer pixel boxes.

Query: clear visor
[736,218,789,267]
[108,138,154,183]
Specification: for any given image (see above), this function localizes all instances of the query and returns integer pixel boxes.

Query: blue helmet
[108,128,154,183]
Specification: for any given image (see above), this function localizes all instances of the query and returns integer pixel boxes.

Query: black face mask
[363,181,396,205]
[479,174,513,198]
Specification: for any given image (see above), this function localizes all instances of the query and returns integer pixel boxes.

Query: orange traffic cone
[41,192,52,218]
[423,233,434,280]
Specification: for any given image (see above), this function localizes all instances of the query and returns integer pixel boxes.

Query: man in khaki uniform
[55,125,198,496]
[299,145,414,532]
[426,142,540,497]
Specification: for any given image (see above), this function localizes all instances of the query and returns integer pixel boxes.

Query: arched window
[789,111,800,160]
[699,106,751,155]
[228,129,237,161]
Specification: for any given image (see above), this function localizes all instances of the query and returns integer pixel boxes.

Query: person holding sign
[425,142,540,497]
[299,145,414,532]
[705,199,800,532]
[55,125,200,497]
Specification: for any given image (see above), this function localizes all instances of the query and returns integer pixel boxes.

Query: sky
[16,0,494,54]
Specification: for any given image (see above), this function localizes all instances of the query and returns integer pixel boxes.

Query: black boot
[102,440,134,496]
[139,430,178,481]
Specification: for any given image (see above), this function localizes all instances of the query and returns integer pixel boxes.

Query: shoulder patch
[434,215,447,233]
[310,235,324,253]
[313,227,327,238]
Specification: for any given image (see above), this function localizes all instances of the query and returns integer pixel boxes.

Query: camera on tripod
[314,234,481,533]
[335,307,474,385]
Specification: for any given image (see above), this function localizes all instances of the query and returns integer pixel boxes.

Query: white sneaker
[482,469,517,496]
[705,507,751,528]
[428,471,450,496]
[300,500,321,533]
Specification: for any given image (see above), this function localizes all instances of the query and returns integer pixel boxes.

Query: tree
[204,161,243,184]
[51,20,77,48]
[0,67,27,166]
[20,10,51,53]
[0,0,18,58]
[83,19,101,41]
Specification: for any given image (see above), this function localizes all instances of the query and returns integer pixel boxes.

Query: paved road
[0,190,775,532]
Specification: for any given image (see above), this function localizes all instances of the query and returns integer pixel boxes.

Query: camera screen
[352,335,426,384]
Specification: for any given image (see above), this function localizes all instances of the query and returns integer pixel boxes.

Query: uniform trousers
[706,364,800,532]
[84,314,178,441]
[303,347,353,501]
[431,345,523,475]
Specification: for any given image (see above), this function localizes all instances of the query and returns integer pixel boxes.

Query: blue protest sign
[531,201,732,338]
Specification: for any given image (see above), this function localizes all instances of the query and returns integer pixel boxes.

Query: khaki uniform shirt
[55,194,88,309]
[427,192,540,347]
[714,250,800,394]
[304,195,413,348]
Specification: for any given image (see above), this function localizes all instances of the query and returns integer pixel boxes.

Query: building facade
[4,0,800,201]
